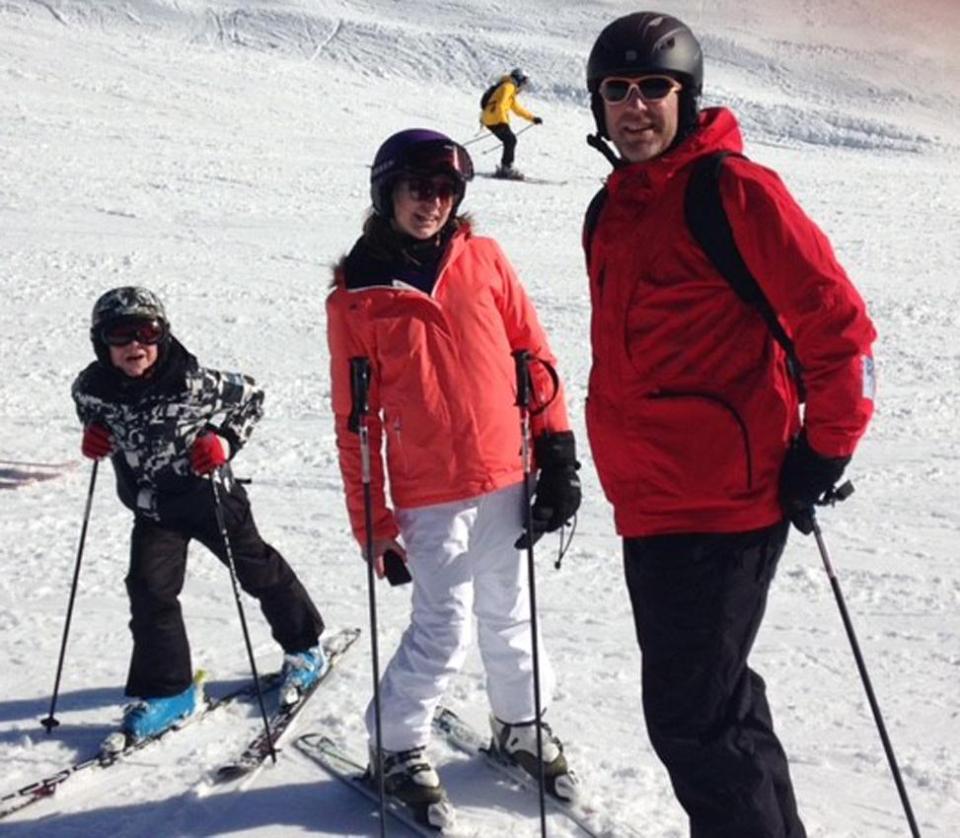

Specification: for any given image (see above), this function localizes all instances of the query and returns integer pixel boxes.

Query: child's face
[109,341,159,378]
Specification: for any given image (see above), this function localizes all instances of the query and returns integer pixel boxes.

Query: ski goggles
[100,318,167,346]
[598,75,682,104]
[402,139,475,183]
[401,175,461,203]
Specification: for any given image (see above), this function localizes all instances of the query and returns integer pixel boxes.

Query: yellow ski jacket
[480,77,536,127]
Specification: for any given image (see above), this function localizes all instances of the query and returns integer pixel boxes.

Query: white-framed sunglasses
[598,75,682,104]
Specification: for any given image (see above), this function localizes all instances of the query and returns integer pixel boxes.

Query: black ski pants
[125,483,324,698]
[487,122,517,169]
[623,520,806,838]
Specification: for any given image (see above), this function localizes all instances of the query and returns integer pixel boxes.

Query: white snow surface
[1,0,959,835]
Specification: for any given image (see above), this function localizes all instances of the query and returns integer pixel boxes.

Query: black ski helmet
[586,12,703,138]
[90,286,170,367]
[369,129,475,219]
[509,68,529,87]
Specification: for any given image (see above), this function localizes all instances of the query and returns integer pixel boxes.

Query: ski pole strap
[529,357,560,416]
[554,514,578,570]
[513,350,561,417]
[348,357,371,433]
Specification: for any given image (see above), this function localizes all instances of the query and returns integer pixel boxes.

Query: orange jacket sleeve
[487,240,571,441]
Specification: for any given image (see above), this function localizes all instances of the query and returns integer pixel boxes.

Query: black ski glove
[515,431,581,550]
[779,433,850,535]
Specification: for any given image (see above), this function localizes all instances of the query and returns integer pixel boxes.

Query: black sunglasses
[402,176,461,202]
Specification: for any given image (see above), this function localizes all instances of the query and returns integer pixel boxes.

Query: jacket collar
[86,337,195,402]
[336,222,473,291]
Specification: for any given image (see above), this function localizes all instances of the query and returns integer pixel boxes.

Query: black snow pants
[487,122,517,169]
[124,482,324,698]
[623,520,806,838]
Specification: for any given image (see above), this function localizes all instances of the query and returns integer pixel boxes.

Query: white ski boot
[489,715,581,801]
[368,744,456,829]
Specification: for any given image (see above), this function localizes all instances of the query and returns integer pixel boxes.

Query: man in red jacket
[583,12,877,838]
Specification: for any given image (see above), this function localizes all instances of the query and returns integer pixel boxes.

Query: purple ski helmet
[370,128,475,217]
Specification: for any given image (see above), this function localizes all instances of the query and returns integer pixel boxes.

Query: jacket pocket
[640,391,753,500]
[588,390,754,509]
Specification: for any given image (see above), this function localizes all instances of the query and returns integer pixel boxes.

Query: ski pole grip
[348,357,371,432]
[819,480,856,506]
[513,349,532,409]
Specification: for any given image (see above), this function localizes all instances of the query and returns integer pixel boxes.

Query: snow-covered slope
[1,1,958,835]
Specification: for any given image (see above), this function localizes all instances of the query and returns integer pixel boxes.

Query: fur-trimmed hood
[332,213,473,290]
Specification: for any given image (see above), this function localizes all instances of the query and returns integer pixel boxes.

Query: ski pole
[350,356,387,837]
[41,460,99,732]
[480,123,535,155]
[512,349,548,838]
[812,483,921,838]
[480,141,504,156]
[461,129,490,147]
[210,470,276,765]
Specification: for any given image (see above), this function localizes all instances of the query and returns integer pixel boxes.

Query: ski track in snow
[1,1,958,836]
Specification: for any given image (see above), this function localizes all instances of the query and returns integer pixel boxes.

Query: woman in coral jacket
[325,128,581,823]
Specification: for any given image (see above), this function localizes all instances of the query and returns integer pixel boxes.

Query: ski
[212,626,361,783]
[0,669,284,821]
[476,172,569,186]
[294,732,462,836]
[433,706,644,838]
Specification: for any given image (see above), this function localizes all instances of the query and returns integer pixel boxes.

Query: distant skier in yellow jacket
[479,68,542,180]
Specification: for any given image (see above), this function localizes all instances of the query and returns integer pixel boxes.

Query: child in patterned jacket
[72,286,326,744]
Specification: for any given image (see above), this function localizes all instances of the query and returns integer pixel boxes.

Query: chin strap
[586,133,625,169]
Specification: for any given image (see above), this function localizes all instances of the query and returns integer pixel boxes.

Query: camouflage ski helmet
[90,286,170,367]
[91,286,168,332]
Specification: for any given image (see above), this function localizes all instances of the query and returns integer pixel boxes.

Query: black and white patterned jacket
[72,338,264,521]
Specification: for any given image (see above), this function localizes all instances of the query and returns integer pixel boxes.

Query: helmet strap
[586,133,626,169]
[586,89,701,168]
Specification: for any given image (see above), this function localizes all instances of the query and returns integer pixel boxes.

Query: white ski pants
[364,481,555,751]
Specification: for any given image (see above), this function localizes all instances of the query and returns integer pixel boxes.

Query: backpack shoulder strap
[583,185,608,271]
[480,82,498,109]
[685,151,805,397]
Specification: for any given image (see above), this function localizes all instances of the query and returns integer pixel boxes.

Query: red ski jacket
[328,223,570,543]
[584,108,876,537]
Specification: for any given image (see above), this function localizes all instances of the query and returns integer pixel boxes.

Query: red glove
[190,433,229,475]
[81,423,113,459]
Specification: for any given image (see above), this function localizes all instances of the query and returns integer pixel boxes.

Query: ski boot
[368,744,456,829]
[489,715,581,801]
[102,681,202,753]
[280,644,329,707]
[494,164,525,181]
